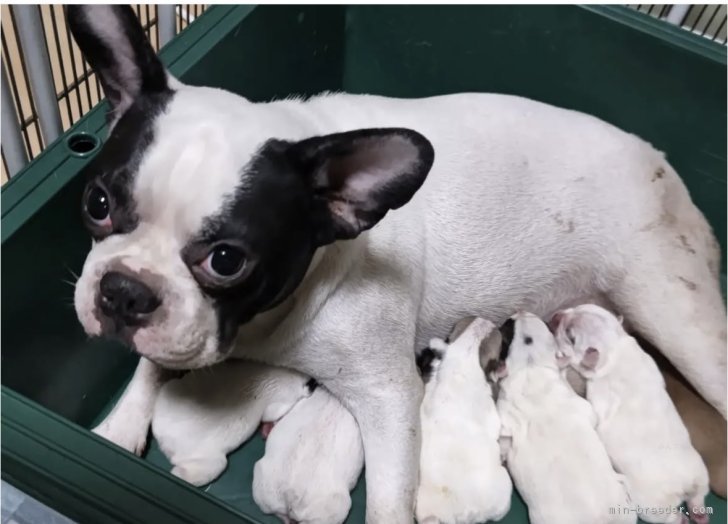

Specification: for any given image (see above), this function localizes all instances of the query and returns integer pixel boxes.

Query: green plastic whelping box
[1,5,726,524]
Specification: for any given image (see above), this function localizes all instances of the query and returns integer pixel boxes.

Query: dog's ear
[66,5,169,126]
[287,128,434,245]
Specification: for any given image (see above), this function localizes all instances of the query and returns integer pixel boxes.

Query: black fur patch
[66,6,168,120]
[306,378,319,393]
[79,93,173,240]
[416,347,442,383]
[499,318,515,360]
[184,130,433,351]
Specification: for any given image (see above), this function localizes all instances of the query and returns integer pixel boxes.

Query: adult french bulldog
[68,6,726,523]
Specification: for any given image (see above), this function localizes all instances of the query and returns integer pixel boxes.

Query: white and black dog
[68,6,726,523]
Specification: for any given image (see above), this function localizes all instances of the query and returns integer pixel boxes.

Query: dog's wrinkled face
[69,6,434,369]
[550,304,626,372]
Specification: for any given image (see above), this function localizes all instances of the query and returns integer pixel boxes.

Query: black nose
[499,318,515,359]
[99,271,160,325]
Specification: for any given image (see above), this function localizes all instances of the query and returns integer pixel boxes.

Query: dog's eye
[85,185,111,224]
[203,244,246,278]
[566,328,575,344]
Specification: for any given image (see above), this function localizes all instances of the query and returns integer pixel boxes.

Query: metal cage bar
[1,60,29,176]
[13,5,62,145]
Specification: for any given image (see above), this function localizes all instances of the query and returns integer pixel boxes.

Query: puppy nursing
[152,361,313,486]
[415,316,512,524]
[253,385,364,524]
[552,304,711,524]
[497,312,635,524]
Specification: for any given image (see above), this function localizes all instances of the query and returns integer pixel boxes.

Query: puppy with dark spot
[552,304,710,524]
[415,317,512,524]
[497,312,634,524]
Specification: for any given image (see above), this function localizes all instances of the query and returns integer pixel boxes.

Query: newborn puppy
[552,304,710,524]
[252,385,364,524]
[152,360,312,486]
[497,312,635,524]
[415,316,512,524]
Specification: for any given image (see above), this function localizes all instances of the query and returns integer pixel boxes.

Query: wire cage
[0,4,725,184]
[0,5,207,183]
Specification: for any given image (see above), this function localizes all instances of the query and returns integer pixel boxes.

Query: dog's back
[498,366,634,524]
[587,336,710,520]
[253,387,363,524]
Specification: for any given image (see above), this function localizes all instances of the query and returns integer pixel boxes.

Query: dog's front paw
[170,455,227,486]
[92,418,149,456]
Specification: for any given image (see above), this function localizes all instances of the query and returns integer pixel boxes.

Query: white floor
[1,481,75,524]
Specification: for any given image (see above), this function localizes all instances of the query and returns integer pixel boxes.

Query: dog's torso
[232,91,674,367]
[416,330,512,524]
[152,361,311,486]
[252,386,364,524]
[586,337,710,517]
[498,366,635,524]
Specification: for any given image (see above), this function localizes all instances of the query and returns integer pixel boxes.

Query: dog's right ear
[66,5,170,126]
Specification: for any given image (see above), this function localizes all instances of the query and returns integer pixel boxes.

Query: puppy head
[501,311,560,374]
[550,304,626,373]
[448,316,504,385]
[68,6,434,369]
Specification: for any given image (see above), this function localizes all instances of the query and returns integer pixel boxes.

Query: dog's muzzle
[98,271,161,328]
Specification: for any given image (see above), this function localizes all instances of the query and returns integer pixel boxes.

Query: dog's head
[68,6,434,369]
[500,311,560,375]
[550,304,626,373]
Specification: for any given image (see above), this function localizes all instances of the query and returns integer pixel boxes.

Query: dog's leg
[330,368,423,524]
[92,357,171,455]
[608,215,726,418]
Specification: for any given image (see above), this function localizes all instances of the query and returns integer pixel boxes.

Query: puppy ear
[287,128,434,245]
[581,347,600,369]
[66,5,170,126]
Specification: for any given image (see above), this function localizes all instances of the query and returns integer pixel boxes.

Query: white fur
[415,317,512,524]
[252,386,364,524]
[151,360,311,486]
[497,312,635,524]
[553,305,711,524]
[78,89,726,522]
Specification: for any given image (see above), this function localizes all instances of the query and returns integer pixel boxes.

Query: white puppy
[252,385,364,524]
[415,316,512,524]
[497,312,635,524]
[152,360,312,486]
[552,304,711,524]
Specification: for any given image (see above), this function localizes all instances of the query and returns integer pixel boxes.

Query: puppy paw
[171,456,227,487]
[92,420,149,456]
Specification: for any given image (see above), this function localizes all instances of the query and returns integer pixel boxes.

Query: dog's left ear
[66,5,170,127]
[287,128,435,245]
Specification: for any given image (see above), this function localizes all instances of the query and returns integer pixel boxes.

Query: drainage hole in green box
[66,132,100,157]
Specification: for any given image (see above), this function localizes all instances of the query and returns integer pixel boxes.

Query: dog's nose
[99,271,160,325]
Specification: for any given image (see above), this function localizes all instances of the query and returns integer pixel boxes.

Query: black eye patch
[524,336,533,345]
